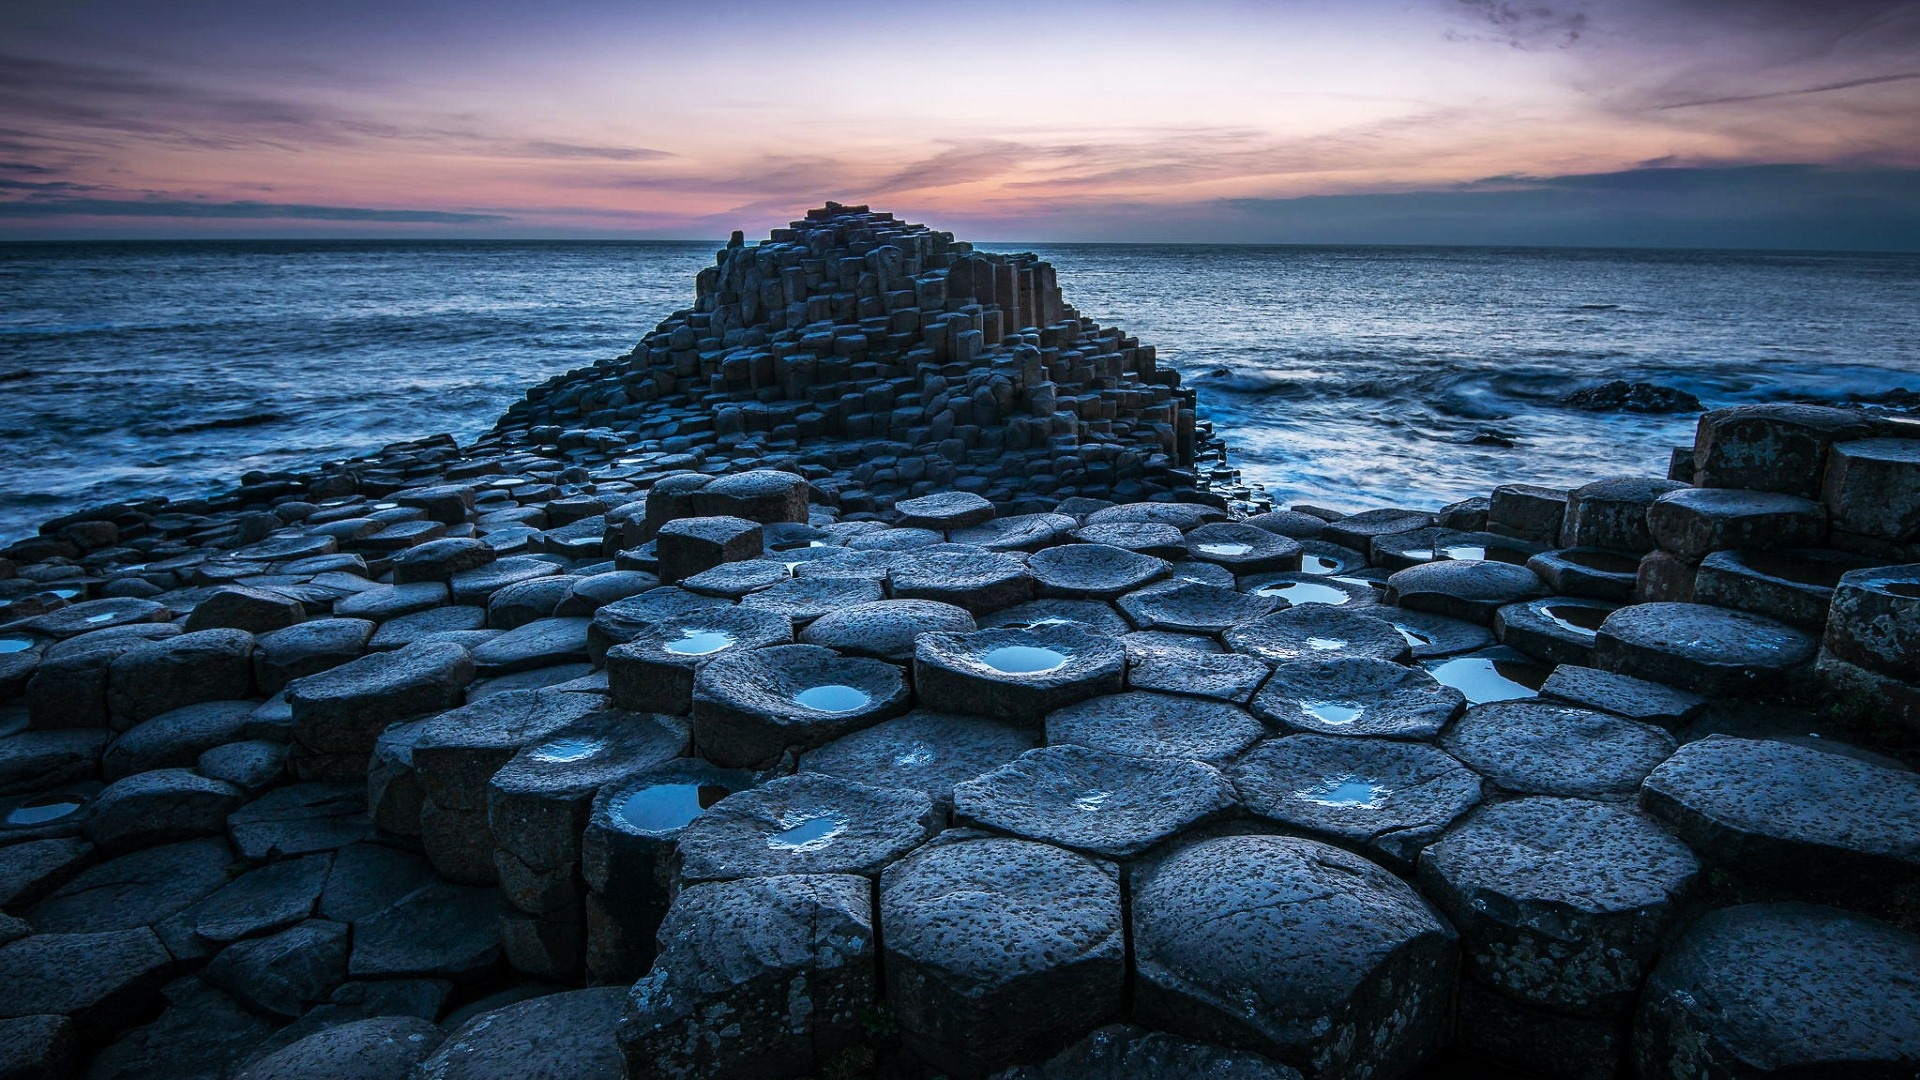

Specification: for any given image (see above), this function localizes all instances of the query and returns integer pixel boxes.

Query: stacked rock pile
[1,211,1919,1080]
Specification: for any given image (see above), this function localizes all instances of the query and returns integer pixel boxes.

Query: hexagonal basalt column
[690,643,909,768]
[913,625,1124,724]
[736,575,884,625]
[1824,563,1920,681]
[1822,437,1920,543]
[1494,596,1617,666]
[1231,735,1482,871]
[674,773,935,886]
[1638,734,1920,889]
[1631,903,1920,1079]
[1592,602,1816,695]
[1130,834,1457,1079]
[880,835,1124,1077]
[1251,657,1463,739]
[1240,573,1382,612]
[944,743,1233,862]
[888,549,1035,615]
[1183,522,1302,574]
[1442,701,1675,798]
[1419,797,1698,1017]
[1123,647,1272,704]
[1690,403,1877,497]
[894,491,996,531]
[619,873,876,1080]
[1384,560,1546,625]
[654,515,763,584]
[1694,548,1876,631]
[798,599,975,661]
[603,607,791,714]
[585,587,730,664]
[981,599,1132,637]
[1646,488,1827,560]
[686,468,810,523]
[1525,547,1642,603]
[1559,477,1687,553]
[1071,520,1187,559]
[1045,691,1267,764]
[1117,582,1277,634]
[1224,607,1410,665]
[1028,544,1171,601]
[798,710,1039,817]
[950,512,1078,553]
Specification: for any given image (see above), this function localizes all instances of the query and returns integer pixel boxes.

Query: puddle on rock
[1195,542,1254,557]
[1255,582,1352,607]
[48,588,83,600]
[665,629,736,656]
[1300,555,1342,575]
[4,795,84,827]
[768,811,848,852]
[82,612,120,624]
[1541,605,1609,635]
[1423,655,1547,704]
[1306,636,1349,651]
[1443,545,1487,561]
[530,736,605,763]
[616,783,733,833]
[1395,626,1435,647]
[1300,700,1364,725]
[981,645,1070,675]
[795,684,872,713]
[1298,776,1388,809]
[1072,789,1114,811]
[0,637,34,655]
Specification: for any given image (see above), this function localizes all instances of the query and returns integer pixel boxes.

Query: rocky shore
[2,203,1918,1080]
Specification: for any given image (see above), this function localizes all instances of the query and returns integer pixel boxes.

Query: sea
[2,240,1918,543]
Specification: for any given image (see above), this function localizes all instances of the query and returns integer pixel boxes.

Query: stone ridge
[484,202,1237,515]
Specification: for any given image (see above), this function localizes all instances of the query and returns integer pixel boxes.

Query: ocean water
[3,240,1917,542]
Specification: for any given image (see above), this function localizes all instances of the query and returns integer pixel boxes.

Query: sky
[2,0,1919,246]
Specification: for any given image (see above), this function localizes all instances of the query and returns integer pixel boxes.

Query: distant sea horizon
[3,238,1917,542]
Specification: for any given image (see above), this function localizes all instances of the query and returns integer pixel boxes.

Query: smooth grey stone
[554,571,657,617]
[236,1015,445,1080]
[347,879,502,981]
[882,836,1123,1076]
[182,585,305,635]
[107,629,255,723]
[678,558,791,599]
[1321,507,1437,552]
[252,618,374,695]
[1442,701,1676,797]
[27,838,233,933]
[1117,581,1277,634]
[85,768,243,854]
[1526,546,1642,603]
[1494,596,1617,666]
[1419,797,1698,1014]
[1184,522,1302,575]
[675,773,934,885]
[0,927,172,1035]
[1631,902,1920,1078]
[1243,510,1330,541]
[950,512,1077,553]
[1231,735,1483,871]
[367,605,487,651]
[1130,834,1456,1079]
[1028,544,1172,601]
[0,728,107,796]
[448,556,562,606]
[1639,734,1920,887]
[914,625,1125,725]
[227,783,372,862]
[103,700,255,779]
[620,876,871,1080]
[690,644,908,769]
[1385,560,1546,625]
[1646,487,1828,560]
[1252,657,1463,739]
[978,599,1133,637]
[889,549,1035,615]
[1592,602,1816,695]
[204,918,348,1018]
[1224,606,1410,665]
[954,745,1236,860]
[288,641,474,757]
[691,469,810,524]
[333,582,448,622]
[1070,520,1187,559]
[1124,647,1271,703]
[1045,691,1266,763]
[994,1023,1301,1080]
[465,662,597,701]
[1538,664,1707,726]
[165,853,330,949]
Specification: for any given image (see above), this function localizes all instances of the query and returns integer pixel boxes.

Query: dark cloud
[0,197,509,222]
[1448,0,1590,49]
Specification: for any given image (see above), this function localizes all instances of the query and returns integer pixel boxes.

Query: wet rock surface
[953,744,1238,858]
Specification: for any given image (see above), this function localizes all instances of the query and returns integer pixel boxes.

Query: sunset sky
[4,0,1919,245]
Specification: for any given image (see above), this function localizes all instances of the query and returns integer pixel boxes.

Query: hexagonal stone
[653,515,763,585]
[1526,547,1642,603]
[0,728,104,797]
[107,629,255,722]
[0,928,172,1035]
[797,598,974,661]
[581,758,756,911]
[1420,645,1550,705]
[689,468,811,523]
[1538,664,1706,726]
[204,918,350,1019]
[252,618,373,695]
[603,607,791,715]
[333,582,448,622]
[679,558,791,599]
[585,587,731,663]
[691,644,909,769]
[914,625,1125,725]
[555,570,657,617]
[1493,596,1616,666]
[997,1024,1301,1080]
[1251,658,1463,739]
[1185,523,1302,574]
[103,699,254,779]
[448,556,562,605]
[980,598,1133,637]
[1442,701,1676,797]
[1639,734,1920,888]
[0,837,92,910]
[1231,735,1482,871]
[1419,797,1698,1014]
[895,490,996,530]
[952,745,1236,860]
[346,878,502,981]
[390,538,496,586]
[1027,544,1171,601]
[1124,648,1271,704]
[162,853,331,950]
[1084,502,1225,531]
[26,837,231,934]
[1046,691,1267,763]
[287,641,474,761]
[1130,834,1456,1079]
[183,585,306,635]
[24,598,170,641]
[1823,437,1920,541]
[1631,903,1920,1079]
[888,549,1035,615]
[1690,403,1878,497]
[421,986,623,1079]
[620,876,873,1080]
[1560,477,1687,552]
[1694,548,1876,631]
[1384,609,1496,659]
[881,835,1123,1076]
[1385,560,1546,624]
[674,773,934,885]
[1224,606,1410,665]
[1592,602,1816,695]
[1071,520,1187,559]
[1824,564,1920,681]
[469,616,590,676]
[950,512,1077,553]
[85,768,244,854]
[1646,488,1828,560]
[1118,581,1277,634]
[227,783,373,862]
[736,575,884,625]
[1322,507,1436,553]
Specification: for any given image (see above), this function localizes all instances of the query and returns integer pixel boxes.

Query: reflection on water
[616,783,732,833]
[981,645,1070,674]
[768,812,847,852]
[1423,653,1548,703]
[795,684,872,713]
